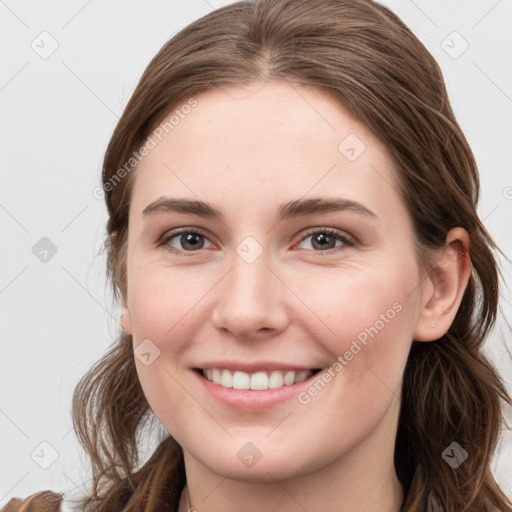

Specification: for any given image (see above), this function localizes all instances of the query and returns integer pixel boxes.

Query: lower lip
[192,369,321,411]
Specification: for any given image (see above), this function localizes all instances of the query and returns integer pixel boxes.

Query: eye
[295,228,355,253]
[158,227,355,255]
[159,228,214,254]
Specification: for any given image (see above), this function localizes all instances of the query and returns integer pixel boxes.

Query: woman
[4,0,511,510]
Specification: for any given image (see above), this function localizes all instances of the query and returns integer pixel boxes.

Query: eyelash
[157,227,356,256]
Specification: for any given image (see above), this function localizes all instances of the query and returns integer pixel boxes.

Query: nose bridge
[211,246,288,338]
[231,249,270,301]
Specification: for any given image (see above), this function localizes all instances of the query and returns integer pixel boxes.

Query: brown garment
[1,491,62,512]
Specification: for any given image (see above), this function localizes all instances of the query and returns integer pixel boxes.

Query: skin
[120,80,471,512]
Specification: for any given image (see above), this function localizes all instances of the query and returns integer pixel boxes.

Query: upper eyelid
[159,226,211,242]
[300,226,354,241]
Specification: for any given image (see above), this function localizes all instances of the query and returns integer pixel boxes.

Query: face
[121,80,427,481]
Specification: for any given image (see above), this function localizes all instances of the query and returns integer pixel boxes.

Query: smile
[199,368,321,390]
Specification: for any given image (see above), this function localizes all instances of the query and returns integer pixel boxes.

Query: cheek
[127,263,209,343]
[126,264,204,433]
[291,263,417,388]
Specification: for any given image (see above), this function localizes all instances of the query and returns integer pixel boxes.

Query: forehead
[129,80,404,222]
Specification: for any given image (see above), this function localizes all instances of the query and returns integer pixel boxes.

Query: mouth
[193,367,322,391]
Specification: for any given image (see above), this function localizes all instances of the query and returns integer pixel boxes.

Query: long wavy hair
[71,0,512,510]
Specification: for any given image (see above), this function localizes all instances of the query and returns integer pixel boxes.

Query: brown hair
[71,0,512,510]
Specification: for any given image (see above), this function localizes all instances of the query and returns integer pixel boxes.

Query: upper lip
[194,361,321,373]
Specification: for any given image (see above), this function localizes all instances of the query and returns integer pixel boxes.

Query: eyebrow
[142,196,377,222]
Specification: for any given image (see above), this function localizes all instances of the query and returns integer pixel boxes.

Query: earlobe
[413,227,471,342]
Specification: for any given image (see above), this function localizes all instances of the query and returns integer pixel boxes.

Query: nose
[211,251,289,340]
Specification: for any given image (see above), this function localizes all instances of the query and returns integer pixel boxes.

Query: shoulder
[1,491,63,512]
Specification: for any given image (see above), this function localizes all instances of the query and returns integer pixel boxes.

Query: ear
[121,299,133,335]
[413,227,471,342]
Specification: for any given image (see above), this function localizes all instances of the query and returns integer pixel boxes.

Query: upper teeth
[202,368,313,390]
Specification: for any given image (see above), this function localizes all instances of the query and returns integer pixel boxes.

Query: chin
[185,441,328,483]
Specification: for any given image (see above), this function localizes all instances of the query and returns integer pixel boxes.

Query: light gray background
[1,0,511,509]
